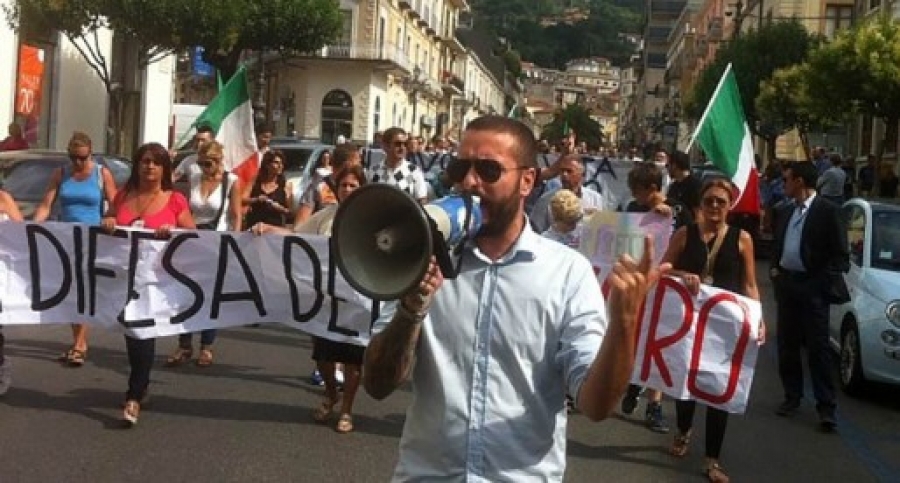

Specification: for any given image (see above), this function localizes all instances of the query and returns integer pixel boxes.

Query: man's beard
[476,179,522,238]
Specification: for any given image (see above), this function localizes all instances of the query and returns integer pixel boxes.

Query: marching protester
[659,178,764,483]
[620,161,692,434]
[529,154,612,233]
[541,188,586,249]
[771,161,848,431]
[367,127,428,203]
[101,142,195,426]
[166,140,242,368]
[253,164,369,433]
[363,116,671,480]
[665,150,703,220]
[244,150,293,229]
[0,189,24,396]
[33,131,117,368]
[816,153,848,205]
[0,122,29,151]
[171,124,214,182]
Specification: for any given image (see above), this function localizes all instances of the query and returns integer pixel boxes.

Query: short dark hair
[830,153,843,167]
[382,127,407,145]
[332,143,359,171]
[196,124,214,135]
[785,160,818,188]
[627,162,663,192]
[335,164,367,188]
[464,116,537,168]
[670,150,691,171]
[255,122,274,136]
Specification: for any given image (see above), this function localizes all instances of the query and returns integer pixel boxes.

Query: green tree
[687,20,819,159]
[541,104,604,149]
[802,16,900,172]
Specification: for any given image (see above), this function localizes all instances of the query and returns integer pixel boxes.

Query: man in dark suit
[770,161,849,432]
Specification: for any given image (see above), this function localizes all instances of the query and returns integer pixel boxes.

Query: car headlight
[887,301,900,328]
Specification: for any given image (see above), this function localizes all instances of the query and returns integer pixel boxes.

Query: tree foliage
[541,104,604,149]
[687,20,820,142]
[471,0,642,68]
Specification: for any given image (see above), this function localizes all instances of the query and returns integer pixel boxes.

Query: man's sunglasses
[446,157,529,184]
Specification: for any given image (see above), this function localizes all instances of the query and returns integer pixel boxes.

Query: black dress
[245,178,288,227]
[672,222,744,460]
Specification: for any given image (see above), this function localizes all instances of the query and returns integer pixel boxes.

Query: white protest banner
[578,212,760,414]
[632,278,762,414]
[0,222,375,345]
[581,156,670,210]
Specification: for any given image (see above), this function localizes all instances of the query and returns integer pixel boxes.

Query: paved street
[1,261,899,482]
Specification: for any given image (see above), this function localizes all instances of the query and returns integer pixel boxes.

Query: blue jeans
[178,330,217,348]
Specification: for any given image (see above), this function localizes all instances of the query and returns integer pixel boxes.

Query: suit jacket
[771,195,850,276]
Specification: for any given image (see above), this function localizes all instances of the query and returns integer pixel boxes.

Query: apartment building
[1,0,173,153]
[255,0,520,145]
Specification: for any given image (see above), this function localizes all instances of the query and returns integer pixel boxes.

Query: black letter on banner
[26,224,72,311]
[88,226,123,316]
[161,233,204,323]
[117,230,158,329]
[210,234,266,319]
[73,225,85,314]
[283,236,323,322]
[326,239,358,337]
[597,157,615,179]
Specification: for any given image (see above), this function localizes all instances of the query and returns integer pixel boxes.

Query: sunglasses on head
[702,195,730,208]
[446,157,528,184]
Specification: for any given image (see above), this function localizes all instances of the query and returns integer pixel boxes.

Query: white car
[829,198,900,395]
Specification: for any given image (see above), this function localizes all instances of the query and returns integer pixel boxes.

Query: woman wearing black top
[244,150,293,227]
[659,178,765,483]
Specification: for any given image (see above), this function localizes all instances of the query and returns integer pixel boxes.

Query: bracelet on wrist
[396,300,426,324]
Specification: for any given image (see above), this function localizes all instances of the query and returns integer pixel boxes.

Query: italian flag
[690,63,759,212]
[193,67,259,183]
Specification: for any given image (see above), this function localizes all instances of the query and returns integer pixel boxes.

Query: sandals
[165,347,193,367]
[336,413,354,433]
[58,348,87,367]
[123,400,141,427]
[196,348,213,367]
[705,462,730,483]
[670,432,691,457]
[312,394,340,422]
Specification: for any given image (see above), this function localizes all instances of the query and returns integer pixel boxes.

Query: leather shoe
[818,408,837,432]
[775,399,801,417]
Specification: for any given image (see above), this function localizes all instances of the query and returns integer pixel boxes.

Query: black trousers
[124,336,155,401]
[774,271,836,410]
[675,399,729,459]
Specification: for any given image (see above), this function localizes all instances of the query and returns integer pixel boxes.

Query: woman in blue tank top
[34,131,117,367]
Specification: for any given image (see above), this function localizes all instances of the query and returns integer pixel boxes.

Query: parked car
[0,150,131,219]
[829,198,900,395]
[269,139,334,210]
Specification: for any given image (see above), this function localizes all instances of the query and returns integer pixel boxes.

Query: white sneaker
[335,369,345,385]
[0,359,11,396]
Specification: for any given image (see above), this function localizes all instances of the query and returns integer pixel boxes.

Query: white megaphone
[331,184,481,300]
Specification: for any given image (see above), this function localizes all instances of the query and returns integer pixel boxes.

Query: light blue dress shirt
[780,193,816,272]
[373,223,607,482]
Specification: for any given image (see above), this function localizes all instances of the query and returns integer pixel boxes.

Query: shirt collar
[467,216,539,265]
[798,192,817,211]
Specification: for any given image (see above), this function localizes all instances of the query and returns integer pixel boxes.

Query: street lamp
[403,66,428,135]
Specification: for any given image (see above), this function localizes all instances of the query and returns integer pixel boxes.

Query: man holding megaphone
[359,117,670,481]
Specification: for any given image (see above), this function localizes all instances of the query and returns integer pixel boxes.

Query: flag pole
[686,63,734,152]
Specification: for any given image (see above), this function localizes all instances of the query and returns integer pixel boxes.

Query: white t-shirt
[174,154,202,180]
[189,172,238,231]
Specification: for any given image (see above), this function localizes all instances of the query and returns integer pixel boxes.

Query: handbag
[824,270,851,304]
[197,173,229,230]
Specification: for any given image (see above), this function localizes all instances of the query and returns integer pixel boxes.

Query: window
[824,5,853,39]
[339,9,353,44]
[869,0,880,11]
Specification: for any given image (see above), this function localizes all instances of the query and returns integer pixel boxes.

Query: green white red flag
[193,67,259,183]
[690,63,759,212]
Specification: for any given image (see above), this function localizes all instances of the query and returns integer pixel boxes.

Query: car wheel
[840,323,867,396]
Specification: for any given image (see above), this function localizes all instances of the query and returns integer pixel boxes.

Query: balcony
[441,70,465,95]
[398,1,412,11]
[301,41,414,75]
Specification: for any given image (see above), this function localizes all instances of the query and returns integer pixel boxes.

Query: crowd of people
[0,116,852,482]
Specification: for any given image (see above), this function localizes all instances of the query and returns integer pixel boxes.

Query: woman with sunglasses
[659,178,764,483]
[101,143,195,426]
[253,165,368,433]
[0,189,23,395]
[244,150,293,228]
[34,131,117,368]
[166,141,242,368]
